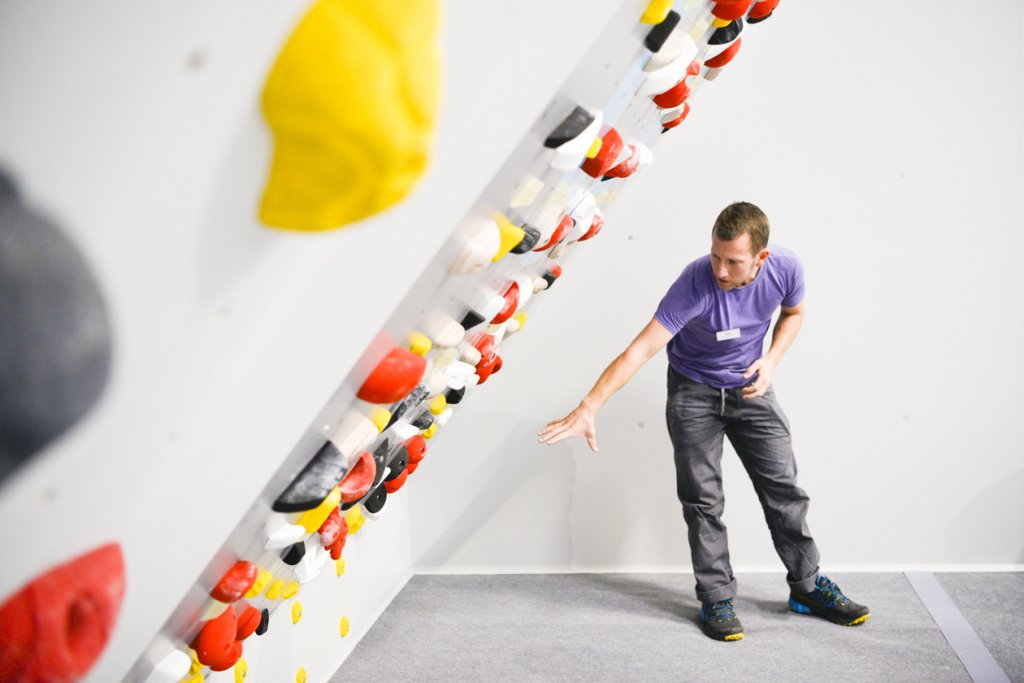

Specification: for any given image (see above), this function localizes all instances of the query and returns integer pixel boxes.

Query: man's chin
[716,280,734,290]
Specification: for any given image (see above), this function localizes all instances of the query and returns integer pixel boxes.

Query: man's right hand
[537,403,599,452]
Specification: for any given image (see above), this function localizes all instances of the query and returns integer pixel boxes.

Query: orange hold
[711,0,752,21]
[339,450,376,503]
[579,128,624,178]
[384,468,409,494]
[211,561,258,603]
[191,604,242,671]
[491,282,520,324]
[0,543,125,683]
[705,38,742,68]
[235,603,262,641]
[654,79,691,109]
[357,347,427,404]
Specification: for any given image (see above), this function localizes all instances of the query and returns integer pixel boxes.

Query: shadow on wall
[415,417,579,568]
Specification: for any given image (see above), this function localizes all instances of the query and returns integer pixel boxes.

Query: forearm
[580,346,651,411]
[765,312,804,365]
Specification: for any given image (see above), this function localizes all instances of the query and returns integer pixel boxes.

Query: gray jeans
[665,367,820,603]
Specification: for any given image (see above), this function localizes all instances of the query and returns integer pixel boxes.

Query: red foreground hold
[357,347,428,404]
[712,0,752,20]
[0,543,125,683]
[578,212,605,242]
[339,450,376,503]
[534,214,574,252]
[191,605,241,671]
[234,602,261,641]
[405,435,427,464]
[705,38,742,68]
[580,128,624,178]
[210,561,257,603]
[318,507,346,548]
[491,282,520,324]
[384,468,409,494]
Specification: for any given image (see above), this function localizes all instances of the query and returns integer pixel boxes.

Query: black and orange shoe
[789,575,871,626]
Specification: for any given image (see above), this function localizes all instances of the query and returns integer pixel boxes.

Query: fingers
[586,434,598,452]
[743,359,762,379]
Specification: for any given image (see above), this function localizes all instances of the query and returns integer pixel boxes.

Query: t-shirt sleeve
[781,256,805,308]
[654,262,709,335]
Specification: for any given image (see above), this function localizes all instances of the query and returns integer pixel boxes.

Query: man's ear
[757,248,771,264]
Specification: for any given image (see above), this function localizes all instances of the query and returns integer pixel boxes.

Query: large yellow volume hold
[260,0,441,231]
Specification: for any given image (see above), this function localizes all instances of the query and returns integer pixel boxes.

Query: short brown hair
[712,202,769,254]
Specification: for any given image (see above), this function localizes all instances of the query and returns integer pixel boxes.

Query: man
[538,202,869,641]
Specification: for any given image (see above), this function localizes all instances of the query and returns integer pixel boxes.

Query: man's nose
[716,263,729,279]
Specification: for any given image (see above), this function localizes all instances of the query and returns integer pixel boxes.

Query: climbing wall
[0,0,787,681]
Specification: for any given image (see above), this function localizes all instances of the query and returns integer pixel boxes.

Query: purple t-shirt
[654,244,805,389]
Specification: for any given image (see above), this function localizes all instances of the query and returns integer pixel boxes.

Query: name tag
[716,328,741,341]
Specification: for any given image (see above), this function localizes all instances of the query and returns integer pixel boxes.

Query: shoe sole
[700,621,745,641]
[789,598,871,626]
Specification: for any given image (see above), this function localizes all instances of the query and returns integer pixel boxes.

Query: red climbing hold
[662,102,692,130]
[211,561,258,604]
[653,79,691,109]
[339,450,376,503]
[705,38,742,68]
[0,543,125,683]
[357,347,427,404]
[712,0,752,21]
[191,604,242,671]
[405,435,427,464]
[318,508,346,548]
[491,282,520,324]
[234,602,262,641]
[578,212,605,242]
[603,145,641,179]
[384,469,409,494]
[534,213,574,252]
[748,0,780,20]
[580,128,624,178]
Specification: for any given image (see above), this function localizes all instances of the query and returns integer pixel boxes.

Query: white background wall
[409,0,1024,573]
[0,0,1021,681]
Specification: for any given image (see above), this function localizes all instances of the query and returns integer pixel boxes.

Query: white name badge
[716,328,741,341]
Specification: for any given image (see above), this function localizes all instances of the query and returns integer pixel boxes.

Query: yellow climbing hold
[297,486,342,533]
[339,616,351,637]
[513,311,527,330]
[265,578,285,600]
[369,407,392,432]
[259,0,441,231]
[245,568,272,599]
[429,395,447,415]
[640,0,673,24]
[712,16,732,28]
[423,423,438,439]
[188,649,202,674]
[344,505,366,535]
[335,557,346,576]
[296,667,307,683]
[586,137,603,159]
[292,601,303,624]
[183,673,205,683]
[491,214,526,263]
[282,580,300,599]
[233,658,248,683]
[407,332,432,357]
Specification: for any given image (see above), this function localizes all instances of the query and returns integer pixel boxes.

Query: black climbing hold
[385,451,408,481]
[280,541,306,566]
[510,225,541,254]
[747,11,772,23]
[459,309,485,331]
[386,385,428,429]
[644,10,680,52]
[544,106,595,148]
[371,439,391,486]
[412,412,434,430]
[363,483,387,514]
[542,272,559,288]
[709,18,743,45]
[272,440,347,513]
[256,608,270,636]
[444,386,465,405]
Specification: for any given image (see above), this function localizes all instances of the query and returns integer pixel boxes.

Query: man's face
[710,233,769,290]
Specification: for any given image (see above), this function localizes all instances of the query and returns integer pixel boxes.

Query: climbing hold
[265,579,285,601]
[586,137,603,158]
[363,483,388,514]
[419,311,465,348]
[580,128,624,178]
[262,515,307,549]
[705,38,742,68]
[235,603,261,641]
[338,450,375,503]
[256,609,270,636]
[336,558,347,577]
[144,649,192,683]
[339,616,351,637]
[434,407,453,428]
[407,332,432,357]
[444,385,466,404]
[510,224,541,254]
[640,0,674,24]
[405,435,427,465]
[644,10,680,52]
[653,79,691,109]
[245,569,272,599]
[358,347,428,404]
[463,285,506,326]
[639,33,698,95]
[412,411,434,430]
[491,282,520,324]
[296,667,307,683]
[542,266,563,288]
[578,210,605,242]
[423,423,438,439]
[509,175,544,208]
[281,541,306,566]
[547,106,604,170]
[291,602,303,624]
[296,486,342,533]
[662,103,691,130]
[603,145,642,180]
[384,449,408,481]
[369,408,391,433]
[272,441,346,513]
[428,395,447,415]
[234,658,248,683]
[211,561,258,603]
[709,18,743,45]
[711,0,752,21]
[282,581,300,599]
[296,543,330,584]
[190,605,241,671]
[0,543,125,683]
[534,214,574,252]
[318,508,345,548]
[344,506,367,535]
[748,0,780,22]
[493,214,526,262]
[512,311,528,331]
[449,215,502,274]
[258,0,440,231]
[384,468,409,494]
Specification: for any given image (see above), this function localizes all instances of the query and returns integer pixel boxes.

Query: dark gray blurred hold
[280,541,306,566]
[709,18,743,45]
[412,412,433,430]
[384,450,407,481]
[273,439,346,512]
[0,168,112,484]
[385,384,428,430]
[363,483,387,514]
[543,106,595,148]
[459,309,485,330]
[444,386,465,405]
[510,225,541,254]
[371,438,390,487]
[644,10,680,52]
[256,608,270,636]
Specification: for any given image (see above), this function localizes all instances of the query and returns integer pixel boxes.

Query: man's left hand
[742,356,776,399]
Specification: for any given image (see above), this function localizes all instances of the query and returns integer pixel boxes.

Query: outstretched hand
[742,356,776,399]
[538,404,599,452]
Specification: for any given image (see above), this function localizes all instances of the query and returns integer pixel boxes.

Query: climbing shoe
[789,575,871,626]
[700,598,744,641]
